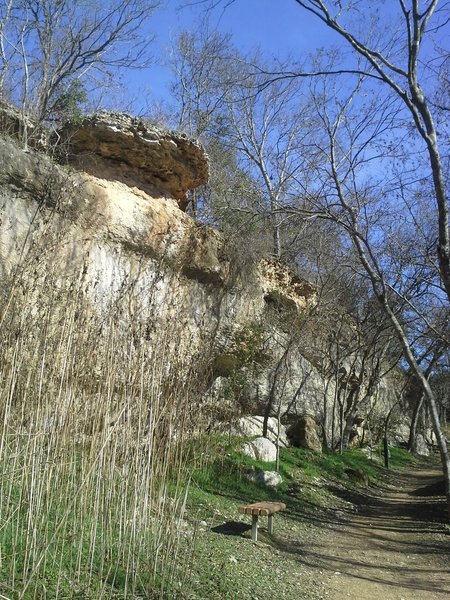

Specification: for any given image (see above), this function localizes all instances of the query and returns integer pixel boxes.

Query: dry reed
[0,212,208,599]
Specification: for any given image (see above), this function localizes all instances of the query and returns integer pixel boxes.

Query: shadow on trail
[326,473,447,526]
[275,465,450,596]
[410,479,445,497]
[273,543,450,595]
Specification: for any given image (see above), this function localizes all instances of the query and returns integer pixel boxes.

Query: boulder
[286,415,322,453]
[242,442,257,460]
[247,470,282,488]
[0,100,46,148]
[233,416,289,447]
[414,434,429,457]
[424,429,437,446]
[57,112,209,207]
[389,423,410,447]
[242,437,277,462]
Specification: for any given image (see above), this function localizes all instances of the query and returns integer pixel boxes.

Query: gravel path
[292,465,450,600]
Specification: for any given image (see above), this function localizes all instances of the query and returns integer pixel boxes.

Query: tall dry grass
[0,209,209,599]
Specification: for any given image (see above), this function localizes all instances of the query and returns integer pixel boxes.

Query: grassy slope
[176,438,421,600]
[0,434,422,600]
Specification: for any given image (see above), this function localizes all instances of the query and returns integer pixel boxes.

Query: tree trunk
[276,403,281,473]
[381,302,450,520]
[263,347,290,437]
[339,400,345,454]
[341,404,358,450]
[341,381,366,450]
[272,219,281,259]
[322,378,331,450]
[407,394,424,454]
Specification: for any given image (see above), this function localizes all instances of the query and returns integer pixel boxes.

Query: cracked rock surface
[58,112,209,208]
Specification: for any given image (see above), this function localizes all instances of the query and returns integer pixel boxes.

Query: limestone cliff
[57,113,209,209]
[0,111,391,445]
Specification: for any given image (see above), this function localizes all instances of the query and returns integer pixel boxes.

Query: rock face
[0,111,400,443]
[286,415,322,453]
[58,112,209,207]
[0,132,318,422]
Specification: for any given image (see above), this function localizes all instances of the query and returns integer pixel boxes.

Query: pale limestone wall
[0,137,308,383]
[0,133,395,435]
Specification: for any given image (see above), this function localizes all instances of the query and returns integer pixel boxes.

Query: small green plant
[51,79,87,124]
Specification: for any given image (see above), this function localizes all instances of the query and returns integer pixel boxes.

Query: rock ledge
[58,112,209,208]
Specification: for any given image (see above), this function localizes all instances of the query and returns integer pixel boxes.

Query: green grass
[0,426,425,600]
[171,437,427,600]
[188,436,421,511]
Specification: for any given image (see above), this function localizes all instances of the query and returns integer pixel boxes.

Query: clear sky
[127,0,341,111]
[120,0,449,116]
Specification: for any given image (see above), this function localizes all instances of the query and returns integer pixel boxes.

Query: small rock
[247,469,282,487]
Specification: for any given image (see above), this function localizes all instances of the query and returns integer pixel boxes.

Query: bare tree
[288,0,450,303]
[168,26,234,139]
[303,74,450,516]
[223,65,314,258]
[169,27,318,256]
[0,0,161,127]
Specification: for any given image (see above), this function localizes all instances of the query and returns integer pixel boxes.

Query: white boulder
[242,442,257,460]
[414,434,429,456]
[233,416,289,447]
[244,436,278,462]
[247,470,282,488]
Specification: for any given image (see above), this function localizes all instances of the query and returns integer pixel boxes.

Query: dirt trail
[297,465,450,600]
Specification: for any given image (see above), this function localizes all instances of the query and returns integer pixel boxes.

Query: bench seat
[239,501,286,541]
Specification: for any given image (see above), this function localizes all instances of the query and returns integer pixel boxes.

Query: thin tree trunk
[378,303,450,519]
[341,408,357,449]
[276,403,281,473]
[272,215,281,259]
[408,393,424,453]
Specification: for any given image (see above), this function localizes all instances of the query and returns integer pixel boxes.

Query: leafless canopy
[0,0,161,124]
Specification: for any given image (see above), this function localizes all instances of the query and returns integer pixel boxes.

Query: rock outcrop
[0,129,317,417]
[57,112,209,208]
[242,437,278,462]
[286,415,322,452]
[0,109,399,445]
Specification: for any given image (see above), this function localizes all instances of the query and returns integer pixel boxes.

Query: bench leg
[268,514,273,535]
[251,515,258,542]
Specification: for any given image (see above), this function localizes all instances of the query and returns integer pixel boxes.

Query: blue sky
[129,0,340,109]
[119,0,449,118]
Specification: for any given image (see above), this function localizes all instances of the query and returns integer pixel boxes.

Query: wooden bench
[239,501,286,542]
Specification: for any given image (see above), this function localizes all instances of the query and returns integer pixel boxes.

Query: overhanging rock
[57,112,209,209]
